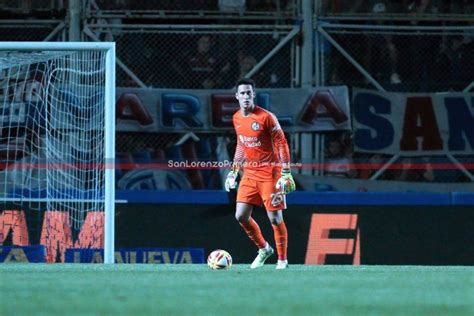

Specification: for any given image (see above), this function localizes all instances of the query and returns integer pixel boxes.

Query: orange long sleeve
[268,113,291,167]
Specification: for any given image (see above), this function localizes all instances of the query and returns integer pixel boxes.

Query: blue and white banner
[65,247,205,264]
[116,86,351,132]
[353,89,474,155]
[0,246,46,263]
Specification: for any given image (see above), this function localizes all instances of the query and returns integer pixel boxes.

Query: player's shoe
[250,244,274,269]
[276,260,288,270]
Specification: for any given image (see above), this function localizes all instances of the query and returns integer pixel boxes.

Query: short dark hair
[236,78,256,90]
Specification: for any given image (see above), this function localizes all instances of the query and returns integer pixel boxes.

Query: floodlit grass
[1,264,473,316]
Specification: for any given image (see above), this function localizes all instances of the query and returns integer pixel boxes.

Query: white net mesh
[0,50,107,229]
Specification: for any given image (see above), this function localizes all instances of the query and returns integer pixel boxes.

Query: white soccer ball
[207,249,232,270]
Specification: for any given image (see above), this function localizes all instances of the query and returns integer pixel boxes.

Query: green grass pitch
[1,264,473,315]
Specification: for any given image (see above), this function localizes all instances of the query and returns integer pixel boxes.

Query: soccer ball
[207,249,232,270]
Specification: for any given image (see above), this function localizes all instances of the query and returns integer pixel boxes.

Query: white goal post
[0,42,115,264]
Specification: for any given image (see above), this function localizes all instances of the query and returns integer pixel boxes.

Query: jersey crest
[251,122,260,131]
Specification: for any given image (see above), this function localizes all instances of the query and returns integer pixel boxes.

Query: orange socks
[239,217,267,249]
[240,218,288,260]
[272,221,288,260]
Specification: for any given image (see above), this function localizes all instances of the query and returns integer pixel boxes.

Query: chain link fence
[86,26,295,89]
[321,27,473,92]
[316,23,473,184]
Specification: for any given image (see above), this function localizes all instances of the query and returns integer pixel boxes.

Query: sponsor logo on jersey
[239,135,262,148]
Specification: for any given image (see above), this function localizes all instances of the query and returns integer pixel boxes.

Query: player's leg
[266,209,288,269]
[235,202,267,249]
[236,202,274,268]
[236,178,273,268]
[261,178,288,269]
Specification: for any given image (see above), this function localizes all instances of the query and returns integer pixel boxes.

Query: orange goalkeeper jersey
[232,106,291,181]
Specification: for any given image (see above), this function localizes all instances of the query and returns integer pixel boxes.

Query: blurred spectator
[405,0,440,15]
[185,35,218,88]
[218,0,246,14]
[419,156,436,182]
[391,157,422,181]
[324,136,356,178]
[462,21,474,46]
[463,0,474,14]
[433,35,464,90]
[390,156,444,182]
[364,1,402,85]
[234,50,284,88]
[0,0,67,17]
[107,0,126,40]
[0,0,65,16]
[215,1,246,85]
[419,156,470,183]
[237,53,257,79]
[184,35,234,89]
[247,0,276,11]
[321,0,364,14]
[460,23,474,87]
[96,0,127,10]
[325,2,368,86]
[446,0,472,14]
[445,36,464,90]
[91,16,124,42]
[355,154,470,183]
[357,153,391,180]
[19,0,32,14]
[142,43,162,87]
[247,0,293,13]
[368,0,392,14]
[92,10,123,42]
[396,0,442,91]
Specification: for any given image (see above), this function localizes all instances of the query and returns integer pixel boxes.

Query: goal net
[0,42,115,263]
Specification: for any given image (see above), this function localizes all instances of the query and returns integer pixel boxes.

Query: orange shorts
[236,177,286,211]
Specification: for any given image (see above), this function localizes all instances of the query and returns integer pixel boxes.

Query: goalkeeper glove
[275,169,296,195]
[224,170,238,192]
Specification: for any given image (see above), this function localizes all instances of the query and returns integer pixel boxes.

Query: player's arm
[268,114,296,194]
[225,124,245,192]
[230,140,244,174]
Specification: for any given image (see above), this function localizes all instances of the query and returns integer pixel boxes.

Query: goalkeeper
[225,79,295,270]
